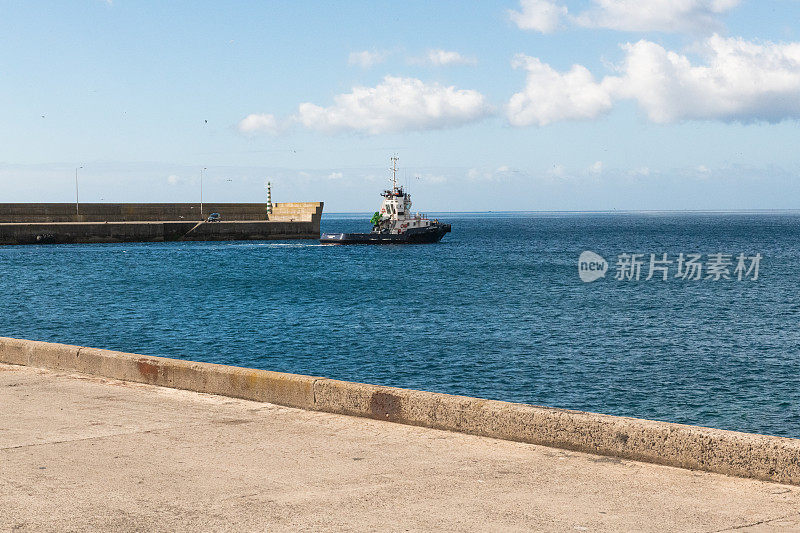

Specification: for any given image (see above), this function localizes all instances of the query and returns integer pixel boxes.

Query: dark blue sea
[3,213,800,438]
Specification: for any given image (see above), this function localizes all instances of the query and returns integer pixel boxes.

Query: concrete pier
[2,362,800,531]
[0,202,324,244]
[3,337,800,487]
[0,202,322,223]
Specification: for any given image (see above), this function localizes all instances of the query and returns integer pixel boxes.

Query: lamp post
[200,167,207,218]
[75,166,83,216]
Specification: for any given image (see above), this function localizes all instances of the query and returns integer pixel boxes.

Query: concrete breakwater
[2,336,800,485]
[0,202,323,244]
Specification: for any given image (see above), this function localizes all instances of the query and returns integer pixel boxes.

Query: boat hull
[320,224,451,244]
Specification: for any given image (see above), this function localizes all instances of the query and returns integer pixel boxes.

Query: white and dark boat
[320,157,451,245]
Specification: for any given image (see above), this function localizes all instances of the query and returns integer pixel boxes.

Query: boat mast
[390,155,399,192]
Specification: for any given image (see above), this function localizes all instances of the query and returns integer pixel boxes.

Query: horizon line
[324,209,800,215]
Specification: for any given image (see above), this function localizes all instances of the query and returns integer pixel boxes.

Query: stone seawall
[0,220,319,245]
[0,202,323,223]
[0,202,323,244]
[2,336,800,486]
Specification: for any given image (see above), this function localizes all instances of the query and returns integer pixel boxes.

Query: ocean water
[3,212,800,438]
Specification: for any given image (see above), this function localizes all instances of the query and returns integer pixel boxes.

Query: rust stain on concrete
[370,391,403,421]
[137,359,161,382]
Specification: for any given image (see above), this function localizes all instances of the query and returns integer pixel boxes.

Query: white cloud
[465,166,519,182]
[296,76,492,134]
[507,54,614,126]
[327,172,343,180]
[509,0,740,34]
[348,50,387,68]
[508,35,800,126]
[413,49,477,67]
[508,0,567,33]
[409,173,449,184]
[589,161,604,174]
[422,174,448,184]
[237,113,280,135]
[610,35,800,123]
[167,175,181,185]
[575,0,740,33]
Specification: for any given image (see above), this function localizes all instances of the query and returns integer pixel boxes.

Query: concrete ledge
[168,358,318,410]
[3,336,800,485]
[0,337,81,368]
[0,338,318,411]
[313,379,800,484]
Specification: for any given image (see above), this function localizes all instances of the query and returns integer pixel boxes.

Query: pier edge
[2,336,798,485]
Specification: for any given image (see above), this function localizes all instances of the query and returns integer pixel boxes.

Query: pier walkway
[2,363,799,531]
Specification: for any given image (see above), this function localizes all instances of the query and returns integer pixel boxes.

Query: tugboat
[320,157,451,244]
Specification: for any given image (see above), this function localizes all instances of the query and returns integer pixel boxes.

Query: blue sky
[2,1,800,212]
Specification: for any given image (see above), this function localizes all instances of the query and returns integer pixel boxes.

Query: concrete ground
[1,363,799,532]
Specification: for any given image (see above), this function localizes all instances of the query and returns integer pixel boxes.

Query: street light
[75,166,83,216]
[200,167,207,217]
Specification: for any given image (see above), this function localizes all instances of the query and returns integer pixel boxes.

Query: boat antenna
[390,155,399,191]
